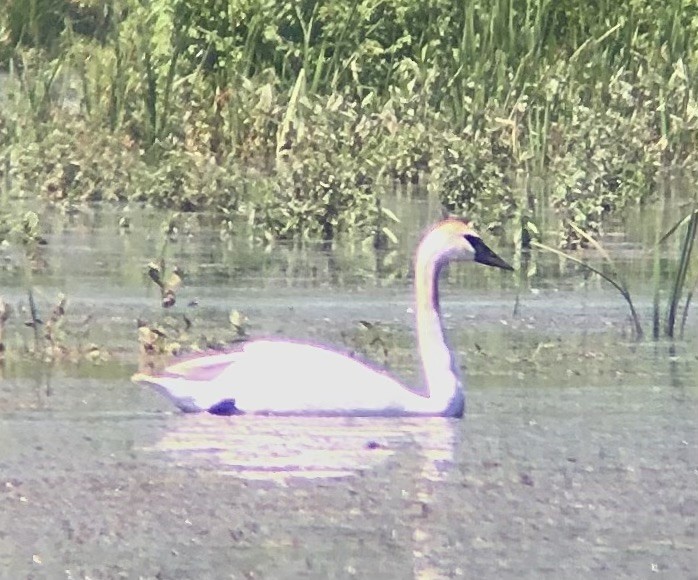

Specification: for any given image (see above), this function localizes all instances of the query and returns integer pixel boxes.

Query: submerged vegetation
[0,0,696,246]
[0,289,107,362]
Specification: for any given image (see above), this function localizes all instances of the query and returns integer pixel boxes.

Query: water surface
[0,202,696,578]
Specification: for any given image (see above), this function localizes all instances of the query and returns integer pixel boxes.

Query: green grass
[0,0,697,245]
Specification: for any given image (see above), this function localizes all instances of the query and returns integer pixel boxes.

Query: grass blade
[276,68,306,159]
[566,220,616,268]
[665,209,698,338]
[531,241,644,338]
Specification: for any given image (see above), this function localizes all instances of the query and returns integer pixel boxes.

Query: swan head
[418,219,514,271]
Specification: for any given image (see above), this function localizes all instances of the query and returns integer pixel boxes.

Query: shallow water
[0,203,696,578]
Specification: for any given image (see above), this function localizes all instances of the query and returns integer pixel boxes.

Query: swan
[132,219,513,417]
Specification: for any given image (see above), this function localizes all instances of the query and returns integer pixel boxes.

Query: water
[0,202,696,578]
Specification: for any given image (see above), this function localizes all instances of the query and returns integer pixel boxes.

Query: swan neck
[414,251,462,414]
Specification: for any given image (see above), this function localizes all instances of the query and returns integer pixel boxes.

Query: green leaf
[380,206,400,223]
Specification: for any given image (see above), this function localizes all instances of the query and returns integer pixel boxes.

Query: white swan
[132,219,513,417]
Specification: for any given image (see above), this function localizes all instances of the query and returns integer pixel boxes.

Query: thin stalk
[28,288,42,351]
[295,3,318,92]
[324,0,359,92]
[158,39,184,143]
[234,7,263,78]
[276,68,306,159]
[109,31,123,131]
[531,240,644,339]
[651,190,669,338]
[652,227,662,339]
[143,45,157,145]
[665,209,698,338]
[679,278,696,338]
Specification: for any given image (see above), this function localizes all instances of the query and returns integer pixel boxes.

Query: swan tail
[132,372,212,413]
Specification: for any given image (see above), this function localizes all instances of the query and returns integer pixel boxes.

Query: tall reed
[661,208,698,338]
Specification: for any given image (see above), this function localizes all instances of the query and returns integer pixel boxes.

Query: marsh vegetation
[0,1,696,353]
[1,0,696,244]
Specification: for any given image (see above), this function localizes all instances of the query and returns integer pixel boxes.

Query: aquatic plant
[229,309,249,339]
[43,293,67,352]
[147,260,183,309]
[0,290,105,362]
[534,207,698,341]
[138,250,252,370]
[137,304,253,374]
[341,320,394,368]
[532,222,644,339]
[26,288,43,350]
[657,208,698,338]
[137,319,176,360]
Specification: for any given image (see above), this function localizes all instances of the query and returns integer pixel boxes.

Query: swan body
[133,219,513,417]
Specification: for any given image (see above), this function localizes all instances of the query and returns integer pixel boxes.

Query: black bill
[465,235,514,271]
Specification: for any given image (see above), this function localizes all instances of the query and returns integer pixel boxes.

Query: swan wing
[134,339,440,415]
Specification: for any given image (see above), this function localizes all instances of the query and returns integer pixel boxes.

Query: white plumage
[133,219,513,417]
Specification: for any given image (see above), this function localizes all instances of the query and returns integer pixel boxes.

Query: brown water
[0,202,696,578]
